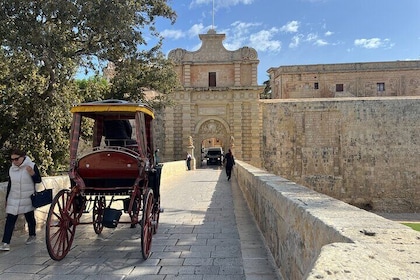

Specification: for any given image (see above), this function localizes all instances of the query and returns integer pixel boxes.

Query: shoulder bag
[31,181,53,208]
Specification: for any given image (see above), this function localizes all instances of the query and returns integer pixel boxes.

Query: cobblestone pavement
[0,166,281,280]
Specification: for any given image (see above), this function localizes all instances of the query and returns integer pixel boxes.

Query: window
[377,83,385,92]
[209,72,216,87]
[336,84,343,92]
[314,82,319,89]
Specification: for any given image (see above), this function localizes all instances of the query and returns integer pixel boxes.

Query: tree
[0,49,75,179]
[0,0,176,180]
[261,78,272,99]
[108,50,180,107]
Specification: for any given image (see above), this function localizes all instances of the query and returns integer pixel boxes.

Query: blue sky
[154,0,420,84]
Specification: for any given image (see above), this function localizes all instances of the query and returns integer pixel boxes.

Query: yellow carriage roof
[71,99,154,118]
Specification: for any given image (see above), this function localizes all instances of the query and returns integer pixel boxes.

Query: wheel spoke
[141,188,154,259]
[46,189,77,261]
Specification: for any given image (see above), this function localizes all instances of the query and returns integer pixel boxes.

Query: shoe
[26,236,36,245]
[0,243,10,251]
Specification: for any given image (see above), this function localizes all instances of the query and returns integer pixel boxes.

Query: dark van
[206,147,224,165]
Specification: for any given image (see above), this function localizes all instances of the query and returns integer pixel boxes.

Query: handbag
[31,181,53,208]
[102,208,122,228]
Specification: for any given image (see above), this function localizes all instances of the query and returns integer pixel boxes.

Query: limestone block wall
[235,160,420,280]
[268,60,420,99]
[261,97,420,212]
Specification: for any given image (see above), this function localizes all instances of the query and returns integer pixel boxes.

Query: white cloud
[190,0,254,9]
[314,39,328,46]
[188,23,208,38]
[354,38,394,49]
[304,33,328,46]
[305,33,318,42]
[223,21,261,50]
[230,21,262,38]
[288,32,328,48]
[289,34,303,48]
[280,21,300,33]
[161,29,185,40]
[249,29,282,52]
[324,31,333,36]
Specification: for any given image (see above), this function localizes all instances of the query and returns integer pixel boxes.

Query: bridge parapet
[234,160,420,279]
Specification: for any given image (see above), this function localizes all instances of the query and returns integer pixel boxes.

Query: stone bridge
[1,160,418,279]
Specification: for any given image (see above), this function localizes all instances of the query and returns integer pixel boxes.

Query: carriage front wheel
[45,189,78,261]
[141,188,154,259]
[93,195,106,234]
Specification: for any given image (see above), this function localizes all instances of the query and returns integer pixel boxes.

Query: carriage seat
[76,150,143,194]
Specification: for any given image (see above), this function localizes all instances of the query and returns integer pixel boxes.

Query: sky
[153,0,420,84]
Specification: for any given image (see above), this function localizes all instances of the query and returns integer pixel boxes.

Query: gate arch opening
[194,118,230,167]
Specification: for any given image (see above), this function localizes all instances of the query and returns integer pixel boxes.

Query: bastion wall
[261,96,420,212]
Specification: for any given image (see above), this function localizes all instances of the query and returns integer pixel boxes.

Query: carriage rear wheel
[45,189,78,261]
[93,195,105,234]
[152,197,160,234]
[141,188,154,259]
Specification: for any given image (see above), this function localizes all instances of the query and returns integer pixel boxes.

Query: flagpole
[212,0,215,30]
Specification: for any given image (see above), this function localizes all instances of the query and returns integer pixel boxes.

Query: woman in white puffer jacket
[0,149,41,251]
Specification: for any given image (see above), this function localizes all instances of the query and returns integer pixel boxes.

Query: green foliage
[108,51,180,107]
[0,50,74,179]
[261,78,272,99]
[75,77,110,103]
[0,1,177,181]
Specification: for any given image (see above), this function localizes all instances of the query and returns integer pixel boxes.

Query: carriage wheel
[128,197,141,228]
[45,189,77,261]
[93,196,105,234]
[152,197,160,234]
[141,188,154,259]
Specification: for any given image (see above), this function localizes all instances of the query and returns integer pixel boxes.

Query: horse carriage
[45,100,162,261]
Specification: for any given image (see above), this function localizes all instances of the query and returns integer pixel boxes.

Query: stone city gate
[155,29,264,168]
[155,89,263,169]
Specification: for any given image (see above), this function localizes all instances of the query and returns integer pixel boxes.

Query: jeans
[2,211,36,244]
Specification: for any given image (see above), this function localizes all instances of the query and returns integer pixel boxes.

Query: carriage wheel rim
[141,189,154,259]
[93,196,105,234]
[45,189,77,260]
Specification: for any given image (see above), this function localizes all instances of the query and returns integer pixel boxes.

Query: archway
[194,118,230,167]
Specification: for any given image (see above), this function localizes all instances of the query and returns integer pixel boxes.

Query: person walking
[224,149,235,181]
[0,148,42,251]
[186,152,192,170]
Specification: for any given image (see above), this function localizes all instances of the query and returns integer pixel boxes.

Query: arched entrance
[194,118,230,167]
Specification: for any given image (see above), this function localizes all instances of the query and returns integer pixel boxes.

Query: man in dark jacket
[224,149,235,181]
